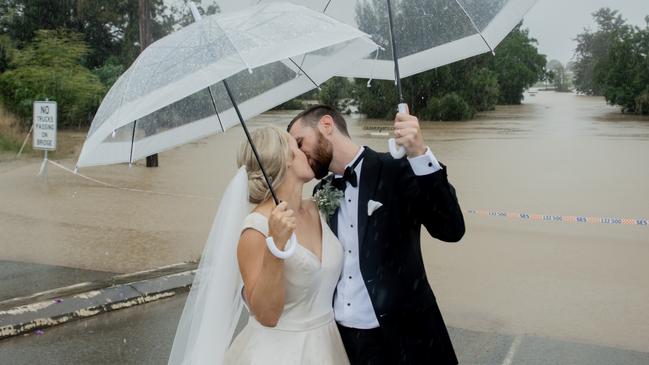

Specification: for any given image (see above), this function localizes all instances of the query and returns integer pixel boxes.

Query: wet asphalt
[0,261,115,302]
[1,293,647,365]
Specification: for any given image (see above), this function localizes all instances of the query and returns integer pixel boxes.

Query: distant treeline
[573,8,649,115]
[290,25,547,121]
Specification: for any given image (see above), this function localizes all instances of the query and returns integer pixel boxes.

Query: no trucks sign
[33,101,57,151]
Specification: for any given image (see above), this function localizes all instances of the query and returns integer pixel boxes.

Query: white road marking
[501,335,523,365]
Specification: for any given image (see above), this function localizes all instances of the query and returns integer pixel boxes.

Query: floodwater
[1,89,648,351]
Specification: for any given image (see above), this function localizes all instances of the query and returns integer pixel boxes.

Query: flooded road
[1,89,648,352]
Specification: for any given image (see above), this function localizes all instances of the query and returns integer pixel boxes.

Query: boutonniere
[313,180,344,218]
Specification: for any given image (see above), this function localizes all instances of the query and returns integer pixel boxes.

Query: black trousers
[337,324,394,365]
[337,304,458,365]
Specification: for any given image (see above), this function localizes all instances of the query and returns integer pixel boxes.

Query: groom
[288,105,465,364]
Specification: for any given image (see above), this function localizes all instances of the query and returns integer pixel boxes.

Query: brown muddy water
[1,90,648,351]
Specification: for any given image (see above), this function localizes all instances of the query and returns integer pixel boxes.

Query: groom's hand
[394,106,427,158]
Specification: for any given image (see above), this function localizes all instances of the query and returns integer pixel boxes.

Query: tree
[352,2,543,119]
[594,17,649,113]
[318,77,355,112]
[547,59,571,92]
[489,25,546,104]
[573,8,632,95]
[0,0,211,70]
[573,9,648,114]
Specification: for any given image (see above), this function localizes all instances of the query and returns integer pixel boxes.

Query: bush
[0,65,105,129]
[636,91,649,115]
[438,93,472,121]
[354,78,398,119]
[0,29,105,129]
[318,77,354,111]
[93,56,125,88]
[420,97,441,121]
[421,93,473,121]
[461,67,499,112]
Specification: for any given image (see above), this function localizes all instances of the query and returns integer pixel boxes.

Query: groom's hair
[287,104,350,138]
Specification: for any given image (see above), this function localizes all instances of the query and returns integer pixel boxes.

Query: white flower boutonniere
[313,181,344,218]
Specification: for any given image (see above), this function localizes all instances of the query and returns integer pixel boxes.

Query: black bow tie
[331,149,365,191]
[332,166,358,190]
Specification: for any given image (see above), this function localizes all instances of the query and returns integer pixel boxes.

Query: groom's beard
[309,132,333,180]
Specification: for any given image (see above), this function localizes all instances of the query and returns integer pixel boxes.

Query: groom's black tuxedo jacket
[314,147,464,364]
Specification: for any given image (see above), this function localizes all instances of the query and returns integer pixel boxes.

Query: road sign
[33,101,57,151]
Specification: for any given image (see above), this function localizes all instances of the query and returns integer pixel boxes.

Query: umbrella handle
[265,233,298,259]
[388,103,408,159]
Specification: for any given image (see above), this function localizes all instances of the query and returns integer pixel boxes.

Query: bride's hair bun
[237,126,292,204]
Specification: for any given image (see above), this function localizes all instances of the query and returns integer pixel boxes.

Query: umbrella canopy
[76,2,377,168]
[221,0,538,80]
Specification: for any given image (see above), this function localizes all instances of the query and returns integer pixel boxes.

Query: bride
[168,126,349,365]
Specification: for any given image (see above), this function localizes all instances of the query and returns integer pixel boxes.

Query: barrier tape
[466,209,648,227]
[46,160,647,227]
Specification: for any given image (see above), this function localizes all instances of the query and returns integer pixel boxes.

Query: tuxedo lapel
[330,207,339,236]
[357,148,381,251]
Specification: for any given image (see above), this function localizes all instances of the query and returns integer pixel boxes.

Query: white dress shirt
[333,146,442,329]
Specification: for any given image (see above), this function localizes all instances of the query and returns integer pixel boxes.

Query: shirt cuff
[407,147,442,176]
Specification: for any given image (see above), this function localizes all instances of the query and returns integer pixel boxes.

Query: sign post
[32,100,57,178]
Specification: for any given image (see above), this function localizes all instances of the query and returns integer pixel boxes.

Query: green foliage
[489,25,546,104]
[353,78,398,119]
[0,34,14,73]
[421,93,473,121]
[354,4,543,120]
[0,0,213,69]
[355,60,501,120]
[420,97,441,121]
[11,29,90,68]
[460,67,500,111]
[317,77,354,112]
[93,56,125,88]
[575,9,649,113]
[0,29,105,129]
[440,93,472,121]
[573,8,632,96]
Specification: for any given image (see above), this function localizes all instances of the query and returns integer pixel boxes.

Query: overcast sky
[523,0,649,64]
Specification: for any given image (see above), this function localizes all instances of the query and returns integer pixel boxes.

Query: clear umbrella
[220,0,538,156]
[223,0,537,80]
[76,2,377,184]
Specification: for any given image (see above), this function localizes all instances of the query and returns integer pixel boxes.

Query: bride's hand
[268,202,296,250]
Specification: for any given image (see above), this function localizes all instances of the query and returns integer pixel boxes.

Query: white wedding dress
[224,211,350,365]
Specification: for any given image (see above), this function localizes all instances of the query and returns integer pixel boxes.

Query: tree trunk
[139,0,158,167]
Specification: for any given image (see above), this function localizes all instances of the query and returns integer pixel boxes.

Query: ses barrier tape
[466,209,648,227]
[48,160,647,227]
